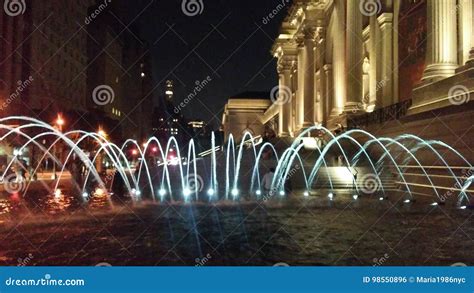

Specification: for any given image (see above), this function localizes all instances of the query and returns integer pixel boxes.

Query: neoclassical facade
[270,0,474,137]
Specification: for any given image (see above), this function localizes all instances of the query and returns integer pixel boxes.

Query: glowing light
[231,188,239,197]
[379,197,384,201]
[207,188,215,196]
[430,202,438,206]
[54,189,62,198]
[97,129,107,137]
[152,147,158,153]
[255,190,262,196]
[328,193,334,200]
[459,206,467,210]
[82,192,88,198]
[279,190,285,196]
[303,191,309,197]
[55,115,65,127]
[95,188,105,196]
[159,189,166,196]
[169,156,179,166]
[352,194,358,200]
[183,188,191,197]
[403,199,411,204]
[131,149,138,156]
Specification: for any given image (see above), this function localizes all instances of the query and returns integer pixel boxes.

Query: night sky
[115,0,290,126]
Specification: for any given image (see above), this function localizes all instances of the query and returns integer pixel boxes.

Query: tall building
[86,1,153,142]
[153,80,188,141]
[0,0,94,118]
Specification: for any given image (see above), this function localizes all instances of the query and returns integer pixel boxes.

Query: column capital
[277,56,297,73]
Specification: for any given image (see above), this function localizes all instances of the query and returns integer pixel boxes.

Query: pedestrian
[262,167,275,196]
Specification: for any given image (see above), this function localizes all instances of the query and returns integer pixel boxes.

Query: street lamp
[97,128,107,138]
[56,115,65,129]
[52,114,65,180]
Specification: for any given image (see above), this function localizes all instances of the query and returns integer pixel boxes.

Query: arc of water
[376,137,440,200]
[82,139,135,200]
[0,124,105,199]
[231,132,259,198]
[306,133,382,197]
[250,142,279,195]
[0,127,64,196]
[273,144,310,194]
[143,137,172,201]
[355,134,471,203]
[210,132,217,199]
[185,139,199,201]
[461,176,473,204]
[225,134,236,200]
[161,137,186,199]
[120,139,153,200]
[338,130,413,199]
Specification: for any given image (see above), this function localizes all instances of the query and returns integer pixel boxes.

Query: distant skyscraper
[165,80,174,101]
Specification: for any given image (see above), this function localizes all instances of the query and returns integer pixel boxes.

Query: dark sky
[117,0,291,126]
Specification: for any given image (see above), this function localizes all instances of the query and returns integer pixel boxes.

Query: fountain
[0,116,472,210]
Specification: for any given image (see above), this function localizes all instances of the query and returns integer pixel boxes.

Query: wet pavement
[0,192,472,266]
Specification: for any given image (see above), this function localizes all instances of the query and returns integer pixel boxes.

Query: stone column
[378,13,394,106]
[459,0,473,65]
[290,65,298,135]
[296,40,305,130]
[368,13,378,110]
[421,0,458,82]
[331,0,346,116]
[314,27,326,124]
[344,0,363,113]
[302,29,315,128]
[323,64,333,120]
[277,59,293,137]
[296,30,316,130]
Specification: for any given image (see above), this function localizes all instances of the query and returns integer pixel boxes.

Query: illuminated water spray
[0,116,471,208]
